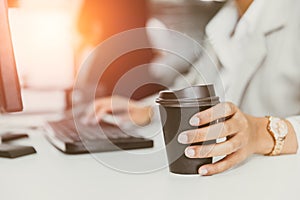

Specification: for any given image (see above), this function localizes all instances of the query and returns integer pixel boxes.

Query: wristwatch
[266,116,288,156]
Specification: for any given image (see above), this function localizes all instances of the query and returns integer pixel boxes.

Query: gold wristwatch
[266,116,288,156]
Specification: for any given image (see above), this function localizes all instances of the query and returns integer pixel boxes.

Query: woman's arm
[286,117,300,152]
[253,117,298,155]
[178,102,299,176]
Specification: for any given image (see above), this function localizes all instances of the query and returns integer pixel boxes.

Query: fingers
[81,98,115,125]
[189,102,238,126]
[179,102,251,176]
[178,115,242,144]
[198,149,248,176]
[82,106,111,125]
[82,97,137,126]
[184,133,244,158]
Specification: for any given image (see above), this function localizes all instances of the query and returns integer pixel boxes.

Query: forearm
[253,117,298,155]
[282,120,298,154]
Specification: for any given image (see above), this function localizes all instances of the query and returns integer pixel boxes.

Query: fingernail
[178,133,188,144]
[185,148,195,157]
[199,168,208,176]
[189,116,200,126]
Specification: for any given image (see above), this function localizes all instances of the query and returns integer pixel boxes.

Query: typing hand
[81,95,153,127]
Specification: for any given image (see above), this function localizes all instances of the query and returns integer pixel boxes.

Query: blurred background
[7,0,224,113]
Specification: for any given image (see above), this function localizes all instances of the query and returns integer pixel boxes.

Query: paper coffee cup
[156,85,220,174]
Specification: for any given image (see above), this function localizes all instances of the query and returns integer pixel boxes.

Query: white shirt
[156,0,300,149]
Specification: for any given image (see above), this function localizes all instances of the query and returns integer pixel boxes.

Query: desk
[0,114,299,200]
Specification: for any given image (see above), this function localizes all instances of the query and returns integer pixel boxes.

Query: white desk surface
[0,114,299,200]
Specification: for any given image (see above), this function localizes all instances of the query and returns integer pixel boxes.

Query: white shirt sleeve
[286,116,300,154]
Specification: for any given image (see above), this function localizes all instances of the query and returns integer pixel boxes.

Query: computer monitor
[0,0,23,112]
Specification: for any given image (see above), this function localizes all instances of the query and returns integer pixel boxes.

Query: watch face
[270,117,288,138]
